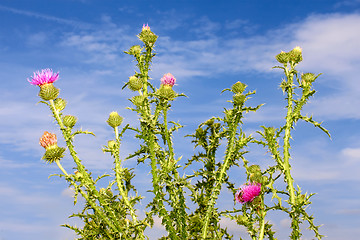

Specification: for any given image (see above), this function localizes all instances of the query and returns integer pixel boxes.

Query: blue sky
[0,0,360,239]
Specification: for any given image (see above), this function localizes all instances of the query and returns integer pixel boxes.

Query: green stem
[55,160,68,175]
[282,65,300,238]
[258,197,266,240]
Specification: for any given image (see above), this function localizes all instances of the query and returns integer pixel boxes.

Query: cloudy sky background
[0,0,360,239]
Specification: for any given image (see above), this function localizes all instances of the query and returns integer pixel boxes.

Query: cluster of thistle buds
[275,46,303,64]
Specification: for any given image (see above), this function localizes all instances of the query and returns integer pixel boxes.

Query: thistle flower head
[28,69,59,86]
[39,131,57,149]
[160,73,176,87]
[142,23,151,31]
[235,182,261,204]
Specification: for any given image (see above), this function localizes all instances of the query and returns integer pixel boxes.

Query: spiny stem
[282,64,300,237]
[113,126,139,224]
[201,110,242,239]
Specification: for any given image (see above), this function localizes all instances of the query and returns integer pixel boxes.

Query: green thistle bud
[295,194,306,205]
[250,172,262,183]
[62,115,77,128]
[204,118,214,126]
[107,140,117,149]
[107,111,123,128]
[289,46,303,64]
[53,98,67,111]
[127,45,142,56]
[301,73,316,87]
[38,83,59,101]
[248,165,261,173]
[128,76,143,91]
[157,85,176,100]
[233,93,246,106]
[131,95,146,107]
[236,215,249,225]
[42,146,66,163]
[74,170,83,180]
[138,26,158,47]
[231,82,247,94]
[275,51,290,64]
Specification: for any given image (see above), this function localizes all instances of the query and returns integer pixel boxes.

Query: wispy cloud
[0,4,91,29]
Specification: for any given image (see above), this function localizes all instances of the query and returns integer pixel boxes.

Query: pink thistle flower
[39,131,58,149]
[142,23,151,31]
[160,73,176,87]
[235,182,261,204]
[28,69,59,86]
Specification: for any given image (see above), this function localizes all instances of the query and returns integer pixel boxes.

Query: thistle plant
[29,25,329,239]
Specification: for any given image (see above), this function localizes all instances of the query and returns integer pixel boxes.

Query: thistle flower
[28,69,59,86]
[235,182,261,204]
[142,23,151,31]
[39,131,58,149]
[160,73,176,87]
[39,131,65,163]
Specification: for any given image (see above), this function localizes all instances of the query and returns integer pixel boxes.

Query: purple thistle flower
[235,182,261,204]
[142,23,151,31]
[160,73,176,86]
[28,69,59,86]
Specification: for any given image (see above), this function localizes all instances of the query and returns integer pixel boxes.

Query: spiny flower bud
[236,215,249,225]
[74,170,83,180]
[289,46,303,64]
[42,146,66,163]
[248,164,261,174]
[235,182,261,204]
[157,85,176,100]
[301,73,316,87]
[128,76,143,91]
[107,140,117,149]
[127,45,142,56]
[131,95,146,107]
[62,115,77,128]
[107,111,123,128]
[53,98,67,111]
[233,93,246,106]
[231,81,247,94]
[275,51,290,64]
[38,83,60,101]
[138,24,158,47]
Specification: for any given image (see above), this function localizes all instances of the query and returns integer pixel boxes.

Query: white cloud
[341,147,360,164]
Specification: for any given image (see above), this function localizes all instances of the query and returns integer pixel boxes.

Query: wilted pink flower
[235,182,261,204]
[142,23,150,31]
[28,69,59,86]
[39,131,57,149]
[160,73,176,86]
